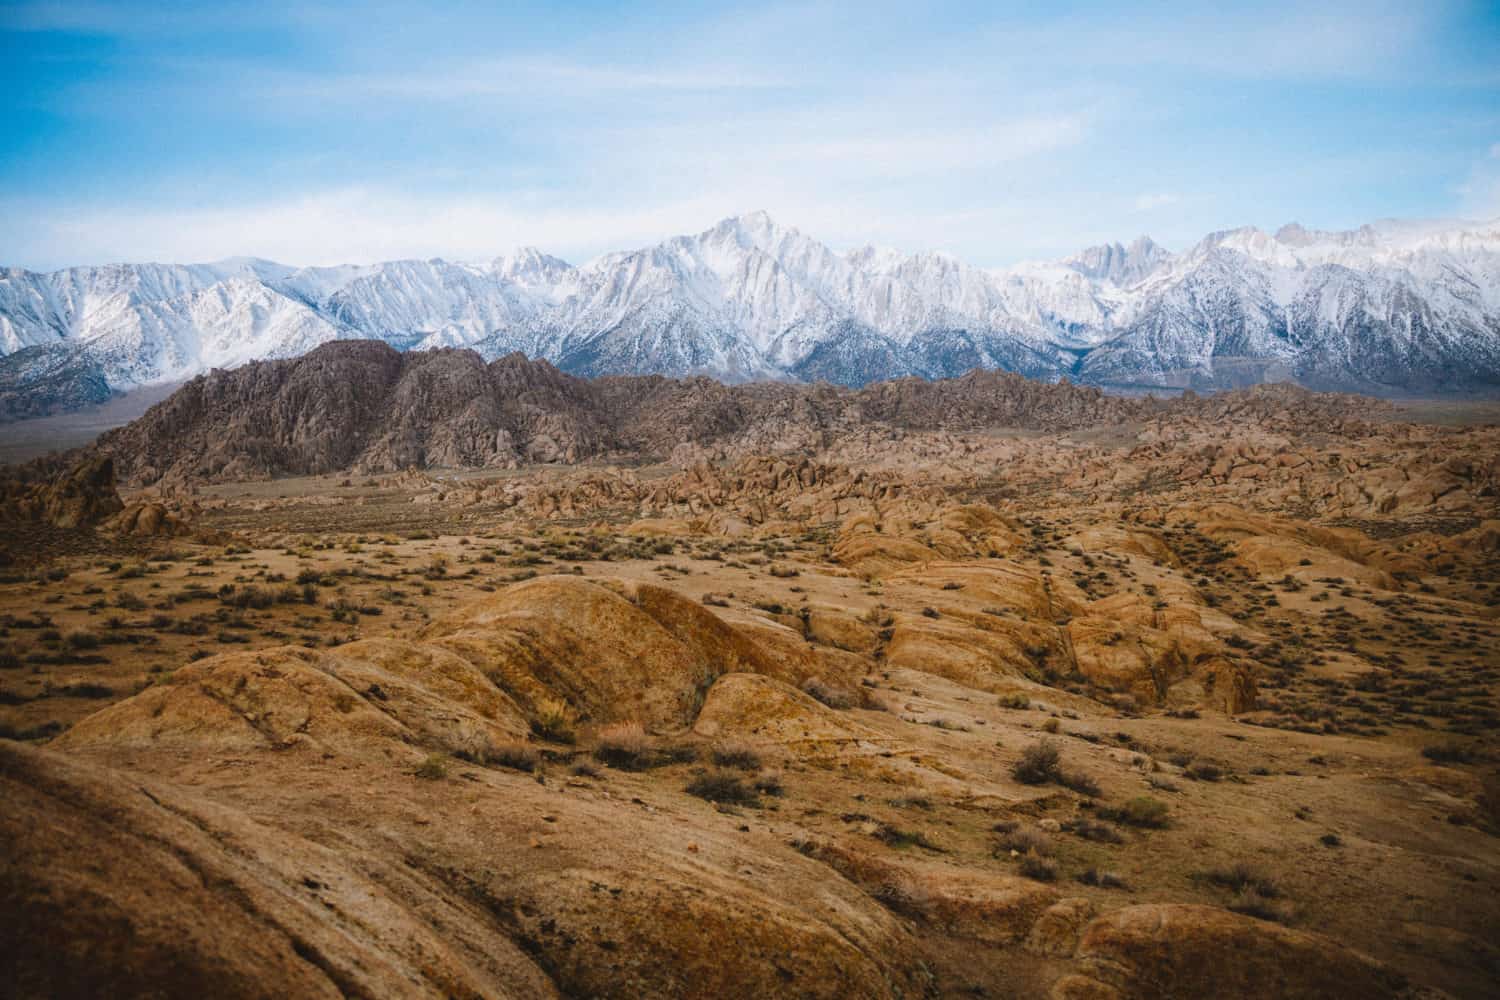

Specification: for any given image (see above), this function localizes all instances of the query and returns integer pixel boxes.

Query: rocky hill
[77,341,1395,486]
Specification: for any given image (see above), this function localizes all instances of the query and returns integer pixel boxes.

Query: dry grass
[1011,741,1061,784]
[529,696,577,744]
[595,721,653,769]
[487,743,540,772]
[685,769,758,804]
[710,740,762,770]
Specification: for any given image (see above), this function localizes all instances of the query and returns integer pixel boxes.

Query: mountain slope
[66,340,1396,488]
[2,212,1497,418]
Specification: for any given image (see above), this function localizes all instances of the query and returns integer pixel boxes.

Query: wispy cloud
[988,2,1445,82]
[609,108,1094,184]
[1456,143,1500,218]
[258,58,785,103]
[2,1,1496,270]
[3,189,755,268]
[1132,193,1180,213]
[4,138,1104,268]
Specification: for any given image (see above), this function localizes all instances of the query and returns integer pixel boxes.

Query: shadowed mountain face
[76,340,1397,487]
[2,213,1498,421]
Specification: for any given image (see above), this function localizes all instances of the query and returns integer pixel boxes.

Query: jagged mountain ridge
[73,340,1391,487]
[2,212,1498,420]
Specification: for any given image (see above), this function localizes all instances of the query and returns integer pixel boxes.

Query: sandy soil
[2,404,1498,998]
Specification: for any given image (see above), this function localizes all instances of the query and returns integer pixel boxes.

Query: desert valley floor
[2,372,1498,999]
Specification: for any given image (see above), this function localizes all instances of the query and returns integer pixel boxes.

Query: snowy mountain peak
[844,245,905,270]
[493,247,572,287]
[702,210,765,240]
[721,209,780,236]
[2,213,1497,416]
[698,211,815,263]
[1272,223,1320,247]
[1064,236,1172,286]
[1189,226,1304,268]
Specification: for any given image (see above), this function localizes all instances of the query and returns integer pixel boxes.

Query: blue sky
[2,0,1498,270]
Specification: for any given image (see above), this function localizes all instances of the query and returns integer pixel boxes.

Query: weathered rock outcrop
[12,576,966,1000]
[51,341,1409,487]
[0,455,123,528]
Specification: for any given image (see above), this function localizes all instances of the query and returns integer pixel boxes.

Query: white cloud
[5,1,1485,271]
[612,110,1092,184]
[1451,143,1500,219]
[1456,171,1500,220]
[0,92,1098,270]
[258,57,783,104]
[992,2,1440,82]
[1132,192,1180,213]
[6,189,735,268]
[3,174,1123,272]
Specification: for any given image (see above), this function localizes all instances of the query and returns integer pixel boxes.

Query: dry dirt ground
[0,382,180,466]
[2,410,1499,999]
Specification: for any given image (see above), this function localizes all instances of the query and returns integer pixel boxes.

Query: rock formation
[0,455,123,528]
[54,341,1407,487]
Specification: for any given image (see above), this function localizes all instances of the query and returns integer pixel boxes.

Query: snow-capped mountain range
[3,211,1498,419]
